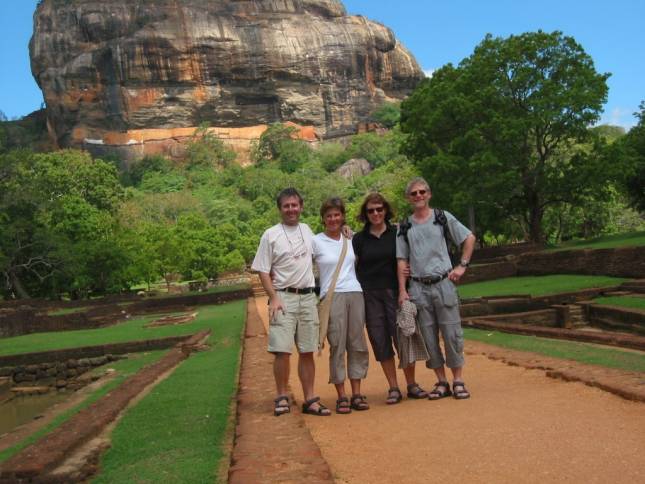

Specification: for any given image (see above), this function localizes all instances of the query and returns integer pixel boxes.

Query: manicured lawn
[47,306,91,316]
[0,350,167,463]
[593,295,645,311]
[458,275,627,299]
[93,300,245,483]
[549,231,645,251]
[0,300,247,356]
[464,328,645,372]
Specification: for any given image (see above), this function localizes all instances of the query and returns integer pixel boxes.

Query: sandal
[302,396,331,416]
[428,381,452,400]
[452,381,471,400]
[406,383,428,399]
[386,388,403,405]
[274,395,290,416]
[336,396,352,414]
[350,394,370,411]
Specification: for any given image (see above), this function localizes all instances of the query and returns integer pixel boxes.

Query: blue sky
[1,0,643,128]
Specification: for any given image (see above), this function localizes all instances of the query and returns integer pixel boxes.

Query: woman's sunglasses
[409,189,427,197]
[366,206,385,214]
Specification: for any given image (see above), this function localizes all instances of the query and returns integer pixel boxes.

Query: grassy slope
[464,328,645,372]
[93,300,246,483]
[549,231,645,251]
[0,301,246,356]
[458,274,627,299]
[0,350,167,464]
[593,295,645,311]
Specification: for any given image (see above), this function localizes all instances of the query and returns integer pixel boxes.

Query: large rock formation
[30,0,424,162]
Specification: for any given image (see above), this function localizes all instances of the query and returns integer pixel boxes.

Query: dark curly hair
[357,192,394,226]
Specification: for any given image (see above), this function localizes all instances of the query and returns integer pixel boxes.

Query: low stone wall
[463,260,518,284]
[517,246,645,279]
[472,243,544,263]
[0,334,192,368]
[584,304,645,335]
[0,288,252,339]
[479,309,559,327]
[0,354,123,389]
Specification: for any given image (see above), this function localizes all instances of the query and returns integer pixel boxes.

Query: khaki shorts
[268,291,319,354]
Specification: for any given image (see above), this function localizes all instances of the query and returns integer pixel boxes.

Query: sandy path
[254,297,645,484]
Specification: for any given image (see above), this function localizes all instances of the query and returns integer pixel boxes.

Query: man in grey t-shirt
[396,177,476,400]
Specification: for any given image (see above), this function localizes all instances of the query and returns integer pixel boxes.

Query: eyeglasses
[409,189,427,197]
[366,206,385,214]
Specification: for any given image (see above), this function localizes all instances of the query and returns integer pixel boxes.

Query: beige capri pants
[326,292,369,384]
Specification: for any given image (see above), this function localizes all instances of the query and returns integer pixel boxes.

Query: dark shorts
[363,288,398,362]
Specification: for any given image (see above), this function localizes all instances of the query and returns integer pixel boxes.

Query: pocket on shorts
[440,281,459,307]
[408,282,423,305]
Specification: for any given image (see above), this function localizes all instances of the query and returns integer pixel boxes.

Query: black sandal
[302,396,331,416]
[274,395,290,416]
[406,383,428,399]
[386,388,403,405]
[336,396,352,414]
[452,381,471,400]
[350,394,370,411]
[428,381,452,400]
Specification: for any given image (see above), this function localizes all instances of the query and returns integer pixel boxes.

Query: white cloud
[598,107,636,130]
[423,69,434,78]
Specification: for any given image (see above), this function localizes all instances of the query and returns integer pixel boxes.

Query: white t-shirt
[251,223,316,289]
[313,233,362,299]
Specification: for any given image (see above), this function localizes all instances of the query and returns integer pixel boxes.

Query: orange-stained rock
[30,0,424,162]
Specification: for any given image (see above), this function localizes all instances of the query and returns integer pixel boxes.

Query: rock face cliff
[31,0,424,161]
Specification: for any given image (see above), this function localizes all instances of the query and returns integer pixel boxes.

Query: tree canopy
[401,30,612,242]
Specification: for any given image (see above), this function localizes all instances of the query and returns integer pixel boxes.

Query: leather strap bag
[318,235,348,350]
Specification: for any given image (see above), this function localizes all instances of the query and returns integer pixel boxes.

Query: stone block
[67,359,79,368]
[0,366,13,377]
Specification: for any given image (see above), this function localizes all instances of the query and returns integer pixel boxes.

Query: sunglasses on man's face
[409,189,427,197]
[366,206,384,214]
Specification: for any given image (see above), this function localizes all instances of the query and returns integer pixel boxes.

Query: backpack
[398,208,457,267]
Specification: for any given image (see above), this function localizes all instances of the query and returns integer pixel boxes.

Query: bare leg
[349,378,361,396]
[434,366,448,383]
[297,352,315,400]
[402,363,416,386]
[380,357,399,389]
[274,352,290,396]
[451,366,463,383]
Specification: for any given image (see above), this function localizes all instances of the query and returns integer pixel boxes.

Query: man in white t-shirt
[251,188,331,417]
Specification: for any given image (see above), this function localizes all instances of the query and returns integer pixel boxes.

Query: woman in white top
[313,197,370,414]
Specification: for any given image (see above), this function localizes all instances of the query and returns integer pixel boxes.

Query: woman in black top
[352,193,427,404]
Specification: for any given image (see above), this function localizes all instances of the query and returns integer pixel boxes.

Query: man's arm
[397,259,410,307]
[448,233,476,283]
[258,271,284,321]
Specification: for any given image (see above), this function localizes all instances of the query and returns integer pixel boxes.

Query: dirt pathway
[254,297,645,484]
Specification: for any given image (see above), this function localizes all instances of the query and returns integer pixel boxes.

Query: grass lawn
[458,274,628,299]
[46,306,91,316]
[0,300,247,357]
[592,295,645,311]
[0,350,167,464]
[464,328,645,372]
[93,300,246,483]
[549,231,645,251]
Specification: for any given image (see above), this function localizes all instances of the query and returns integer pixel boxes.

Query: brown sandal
[428,381,452,400]
[274,395,290,416]
[386,388,403,405]
[302,396,331,416]
[407,383,428,399]
[350,394,370,411]
[336,396,352,414]
[452,381,471,400]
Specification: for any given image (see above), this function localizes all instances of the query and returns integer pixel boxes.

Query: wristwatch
[459,259,470,268]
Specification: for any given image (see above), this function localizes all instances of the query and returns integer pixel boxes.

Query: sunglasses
[366,206,385,214]
[409,189,427,197]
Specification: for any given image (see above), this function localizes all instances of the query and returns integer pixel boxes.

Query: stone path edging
[465,318,645,351]
[228,298,333,483]
[466,340,645,402]
[0,330,210,482]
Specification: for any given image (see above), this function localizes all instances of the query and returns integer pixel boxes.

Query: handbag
[317,235,348,350]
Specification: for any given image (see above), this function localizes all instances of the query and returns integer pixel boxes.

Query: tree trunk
[528,206,544,243]
[8,269,30,299]
[468,205,476,234]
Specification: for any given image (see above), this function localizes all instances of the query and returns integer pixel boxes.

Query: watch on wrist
[459,259,470,268]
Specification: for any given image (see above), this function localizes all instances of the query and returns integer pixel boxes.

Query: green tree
[618,102,645,211]
[371,102,401,128]
[401,31,611,242]
[185,124,236,170]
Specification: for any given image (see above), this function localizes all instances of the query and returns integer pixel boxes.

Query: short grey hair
[405,177,431,196]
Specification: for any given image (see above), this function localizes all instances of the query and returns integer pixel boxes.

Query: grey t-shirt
[396,210,471,277]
